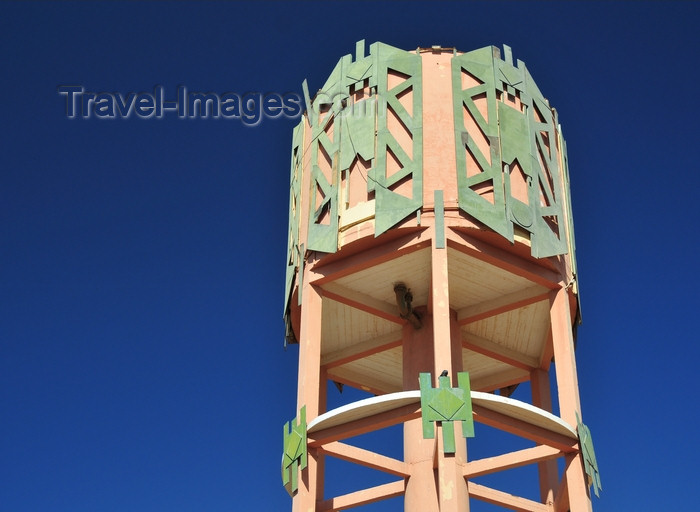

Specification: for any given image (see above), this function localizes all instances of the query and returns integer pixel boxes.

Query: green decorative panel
[434,190,445,249]
[452,45,570,259]
[522,66,567,258]
[296,41,424,255]
[306,74,340,253]
[576,412,601,498]
[419,372,474,454]
[452,46,511,240]
[282,406,307,497]
[560,129,579,282]
[370,42,423,236]
[284,121,303,316]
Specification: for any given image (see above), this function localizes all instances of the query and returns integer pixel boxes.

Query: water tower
[282,41,600,512]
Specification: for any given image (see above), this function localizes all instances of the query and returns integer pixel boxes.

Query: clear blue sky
[1,2,698,511]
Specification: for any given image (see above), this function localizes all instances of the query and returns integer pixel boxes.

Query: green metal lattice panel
[452,46,511,241]
[371,42,423,236]
[306,93,340,253]
[284,121,304,315]
[453,45,570,258]
[523,66,567,258]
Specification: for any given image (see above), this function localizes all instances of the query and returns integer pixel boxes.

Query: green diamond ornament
[420,372,474,453]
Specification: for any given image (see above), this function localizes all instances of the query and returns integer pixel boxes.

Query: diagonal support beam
[321,331,403,368]
[446,230,560,289]
[467,481,550,512]
[308,403,421,447]
[472,405,578,453]
[457,285,549,325]
[462,332,539,371]
[326,367,401,396]
[323,282,403,323]
[470,367,530,393]
[312,229,431,284]
[318,441,411,478]
[317,479,407,511]
[464,445,563,478]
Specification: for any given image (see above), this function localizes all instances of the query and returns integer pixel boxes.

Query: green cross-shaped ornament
[576,412,601,498]
[282,406,307,497]
[419,372,474,453]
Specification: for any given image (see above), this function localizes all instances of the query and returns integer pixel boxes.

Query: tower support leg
[550,288,591,512]
[431,233,470,511]
[293,280,324,512]
[403,316,439,512]
[531,368,558,507]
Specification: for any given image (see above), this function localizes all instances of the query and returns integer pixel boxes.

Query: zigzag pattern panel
[524,68,567,258]
[452,46,511,241]
[284,121,304,314]
[371,42,423,236]
[306,78,341,253]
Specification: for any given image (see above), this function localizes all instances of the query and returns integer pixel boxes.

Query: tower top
[285,41,578,328]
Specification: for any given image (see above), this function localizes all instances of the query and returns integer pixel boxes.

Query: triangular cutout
[461,67,484,90]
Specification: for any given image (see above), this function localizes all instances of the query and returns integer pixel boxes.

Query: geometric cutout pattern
[452,44,570,259]
[371,42,423,236]
[293,40,424,256]
[420,372,474,454]
[284,121,304,318]
[452,46,510,241]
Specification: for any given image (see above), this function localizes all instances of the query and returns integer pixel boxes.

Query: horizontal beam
[327,367,401,396]
[308,403,421,447]
[458,285,549,325]
[321,331,403,368]
[464,445,563,478]
[470,367,530,393]
[472,405,578,453]
[318,441,410,478]
[317,479,406,511]
[462,332,539,371]
[468,481,550,512]
[313,229,431,285]
[446,229,561,289]
[323,282,403,324]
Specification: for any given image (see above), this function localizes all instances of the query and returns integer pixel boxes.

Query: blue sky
[1,2,698,511]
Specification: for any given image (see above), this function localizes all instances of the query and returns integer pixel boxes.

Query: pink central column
[403,310,438,511]
[431,234,470,511]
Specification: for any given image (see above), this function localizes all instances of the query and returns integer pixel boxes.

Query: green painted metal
[434,190,445,249]
[304,43,374,253]
[307,115,340,253]
[419,372,474,454]
[298,41,425,254]
[296,243,304,307]
[576,412,601,498]
[282,406,307,497]
[452,46,511,241]
[371,42,424,236]
[338,104,375,172]
[305,51,353,253]
[284,121,304,316]
[560,129,579,283]
[301,79,316,128]
[452,45,570,259]
[523,66,567,258]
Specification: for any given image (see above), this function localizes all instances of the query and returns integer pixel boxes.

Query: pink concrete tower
[282,42,600,512]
